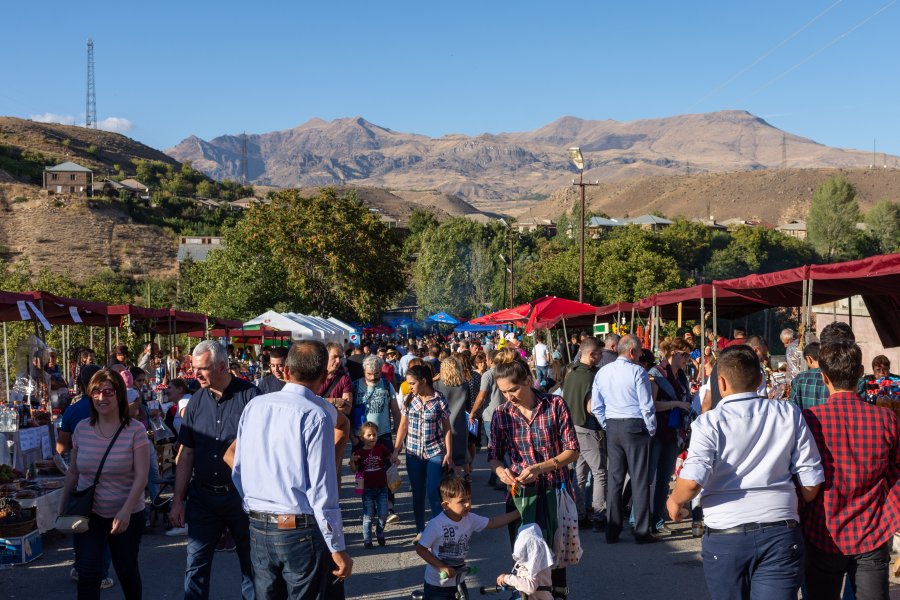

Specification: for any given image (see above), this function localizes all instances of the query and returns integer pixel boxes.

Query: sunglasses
[93,388,117,397]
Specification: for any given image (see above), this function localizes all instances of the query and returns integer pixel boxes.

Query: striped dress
[73,419,149,518]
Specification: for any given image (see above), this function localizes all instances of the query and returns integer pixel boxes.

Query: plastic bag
[553,485,582,567]
[386,463,401,493]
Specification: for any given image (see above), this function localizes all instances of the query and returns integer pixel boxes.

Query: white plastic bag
[386,463,401,493]
[553,485,582,567]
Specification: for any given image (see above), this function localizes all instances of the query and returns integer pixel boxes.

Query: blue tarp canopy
[425,311,461,325]
[454,322,497,333]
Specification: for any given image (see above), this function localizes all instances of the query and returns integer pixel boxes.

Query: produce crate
[0,528,42,565]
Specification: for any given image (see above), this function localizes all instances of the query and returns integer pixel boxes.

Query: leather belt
[706,519,798,535]
[200,482,232,495]
[248,511,315,528]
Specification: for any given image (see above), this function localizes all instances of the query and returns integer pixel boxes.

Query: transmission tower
[240,133,249,184]
[86,39,97,129]
[781,133,787,169]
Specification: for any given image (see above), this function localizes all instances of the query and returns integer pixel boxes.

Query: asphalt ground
[2,451,898,599]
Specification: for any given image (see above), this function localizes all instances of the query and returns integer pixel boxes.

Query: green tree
[705,226,818,280]
[188,188,404,320]
[807,176,861,259]
[864,200,900,254]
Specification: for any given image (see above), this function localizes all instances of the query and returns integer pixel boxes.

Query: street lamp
[568,147,598,303]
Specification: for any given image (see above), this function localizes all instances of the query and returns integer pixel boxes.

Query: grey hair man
[781,328,801,382]
[171,340,259,599]
[591,334,657,544]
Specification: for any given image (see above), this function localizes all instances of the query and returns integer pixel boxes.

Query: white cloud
[30,112,76,125]
[97,117,134,133]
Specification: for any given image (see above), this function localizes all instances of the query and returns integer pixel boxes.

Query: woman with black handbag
[58,368,151,599]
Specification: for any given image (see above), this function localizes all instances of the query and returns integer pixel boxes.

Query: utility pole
[568,148,600,303]
[781,133,787,169]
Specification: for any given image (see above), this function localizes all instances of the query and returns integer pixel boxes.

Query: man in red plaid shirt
[801,340,900,600]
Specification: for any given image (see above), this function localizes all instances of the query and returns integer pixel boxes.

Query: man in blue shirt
[591,334,657,544]
[233,340,352,598]
[170,340,258,600]
[666,345,824,600]
[255,346,287,394]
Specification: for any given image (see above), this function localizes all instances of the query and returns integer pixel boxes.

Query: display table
[17,481,64,533]
[0,425,56,471]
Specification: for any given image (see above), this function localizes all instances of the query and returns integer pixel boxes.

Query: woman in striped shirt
[59,368,150,599]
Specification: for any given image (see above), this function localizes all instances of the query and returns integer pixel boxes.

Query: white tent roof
[301,315,346,344]
[244,310,317,340]
[327,317,356,337]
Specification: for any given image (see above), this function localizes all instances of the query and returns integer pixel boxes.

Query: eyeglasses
[93,388,117,397]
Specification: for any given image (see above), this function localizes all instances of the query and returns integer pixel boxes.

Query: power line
[747,0,897,98]
[688,0,843,111]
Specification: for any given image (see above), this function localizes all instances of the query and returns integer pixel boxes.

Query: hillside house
[512,218,557,236]
[228,197,262,211]
[379,214,401,229]
[691,218,729,231]
[627,214,674,231]
[43,161,93,196]
[587,216,626,239]
[193,197,221,210]
[176,236,224,262]
[776,220,808,240]
[92,177,150,200]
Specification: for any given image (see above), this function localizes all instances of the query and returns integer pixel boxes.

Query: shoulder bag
[59,422,126,532]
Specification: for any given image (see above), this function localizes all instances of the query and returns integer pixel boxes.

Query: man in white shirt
[666,345,823,600]
[532,339,550,389]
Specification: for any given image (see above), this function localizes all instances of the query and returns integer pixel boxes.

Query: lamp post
[568,147,599,303]
[499,218,515,306]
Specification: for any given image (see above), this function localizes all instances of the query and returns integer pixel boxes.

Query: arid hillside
[0,185,176,281]
[527,167,900,223]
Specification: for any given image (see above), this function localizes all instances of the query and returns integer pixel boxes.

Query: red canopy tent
[525,296,598,333]
[0,291,48,323]
[469,303,532,326]
[595,302,638,317]
[716,253,900,347]
[636,284,774,320]
[188,326,291,345]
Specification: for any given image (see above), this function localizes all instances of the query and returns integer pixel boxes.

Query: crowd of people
[46,322,899,600]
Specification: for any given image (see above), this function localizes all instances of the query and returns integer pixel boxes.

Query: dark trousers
[702,524,804,600]
[649,435,680,527]
[75,510,145,600]
[605,418,652,540]
[805,541,890,600]
[184,484,254,600]
[248,517,327,600]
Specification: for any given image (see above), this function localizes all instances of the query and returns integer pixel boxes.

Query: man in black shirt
[255,346,287,394]
[170,340,258,600]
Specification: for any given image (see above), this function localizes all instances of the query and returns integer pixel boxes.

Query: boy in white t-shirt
[415,476,519,599]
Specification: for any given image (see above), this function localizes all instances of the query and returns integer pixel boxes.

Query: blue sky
[4,1,899,156]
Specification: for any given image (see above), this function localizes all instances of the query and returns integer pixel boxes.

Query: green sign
[593,323,609,335]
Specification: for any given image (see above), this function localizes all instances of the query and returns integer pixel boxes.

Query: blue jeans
[702,523,804,600]
[649,435,681,528]
[184,484,254,600]
[75,511,144,600]
[248,517,327,599]
[362,487,388,543]
[535,366,549,388]
[406,453,444,533]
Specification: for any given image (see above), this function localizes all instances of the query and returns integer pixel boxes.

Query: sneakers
[166,526,189,537]
[377,535,386,547]
[386,511,399,524]
[363,541,374,549]
[654,523,675,535]
[70,570,114,589]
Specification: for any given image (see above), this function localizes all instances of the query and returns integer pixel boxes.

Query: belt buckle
[277,515,296,529]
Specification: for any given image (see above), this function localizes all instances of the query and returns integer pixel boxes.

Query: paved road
[2,453,897,599]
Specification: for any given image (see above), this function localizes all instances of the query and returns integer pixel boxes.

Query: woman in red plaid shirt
[488,360,580,600]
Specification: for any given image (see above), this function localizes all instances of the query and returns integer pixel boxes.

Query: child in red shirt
[350,422,395,548]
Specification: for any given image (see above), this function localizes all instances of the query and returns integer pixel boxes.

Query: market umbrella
[524,296,598,333]
[470,303,532,326]
[424,312,461,325]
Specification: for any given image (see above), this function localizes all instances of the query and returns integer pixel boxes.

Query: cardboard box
[0,528,42,565]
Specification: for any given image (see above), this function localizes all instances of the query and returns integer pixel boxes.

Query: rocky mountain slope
[526,167,900,225]
[167,110,892,201]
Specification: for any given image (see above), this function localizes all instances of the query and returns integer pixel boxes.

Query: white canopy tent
[327,317,356,343]
[244,310,319,341]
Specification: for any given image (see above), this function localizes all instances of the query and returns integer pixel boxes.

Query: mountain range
[166,110,894,201]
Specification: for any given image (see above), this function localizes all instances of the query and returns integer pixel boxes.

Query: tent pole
[630,306,635,333]
[712,285,718,353]
[562,319,571,363]
[806,280,814,338]
[90,326,94,351]
[3,321,9,403]
[848,295,853,331]
[799,280,808,348]
[700,296,706,383]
